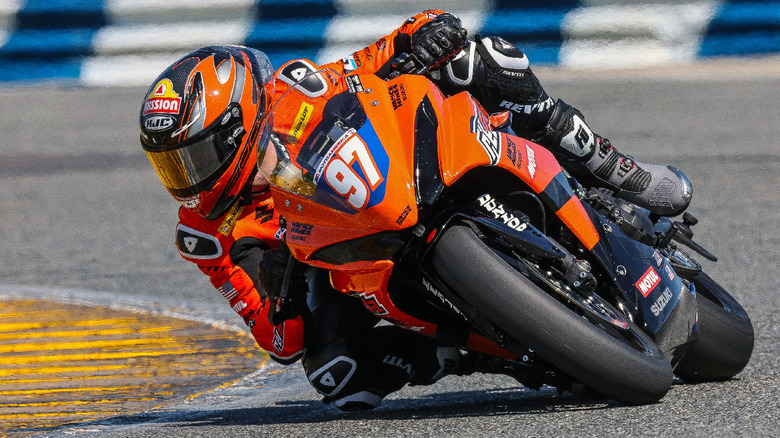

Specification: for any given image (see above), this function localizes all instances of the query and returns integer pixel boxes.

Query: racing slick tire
[430,224,674,405]
[674,272,754,382]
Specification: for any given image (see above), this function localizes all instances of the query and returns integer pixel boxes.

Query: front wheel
[674,272,754,382]
[430,224,673,405]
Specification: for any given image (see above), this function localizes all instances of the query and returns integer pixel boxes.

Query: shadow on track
[142,387,616,428]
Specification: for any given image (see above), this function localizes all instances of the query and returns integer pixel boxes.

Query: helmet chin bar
[204,166,258,221]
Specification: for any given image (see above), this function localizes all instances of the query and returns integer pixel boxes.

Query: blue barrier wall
[700,0,780,56]
[0,0,777,86]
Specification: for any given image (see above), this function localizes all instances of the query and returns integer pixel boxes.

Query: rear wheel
[430,224,673,405]
[674,272,754,382]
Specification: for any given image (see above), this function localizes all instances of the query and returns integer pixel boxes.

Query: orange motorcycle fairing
[269,74,436,264]
[437,91,600,250]
[260,70,599,361]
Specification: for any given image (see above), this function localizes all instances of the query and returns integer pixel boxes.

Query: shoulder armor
[277,59,328,98]
[477,36,529,72]
[176,224,223,260]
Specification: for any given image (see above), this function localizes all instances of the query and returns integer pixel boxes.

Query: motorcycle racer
[139,37,474,413]
[139,10,692,411]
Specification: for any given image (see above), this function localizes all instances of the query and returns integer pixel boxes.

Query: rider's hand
[259,245,308,325]
[410,13,468,70]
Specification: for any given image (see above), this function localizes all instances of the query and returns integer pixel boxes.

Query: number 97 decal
[324,134,384,210]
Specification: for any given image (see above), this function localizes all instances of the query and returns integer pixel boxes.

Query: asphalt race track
[1,57,778,436]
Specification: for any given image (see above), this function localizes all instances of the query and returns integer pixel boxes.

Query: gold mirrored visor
[142,105,245,197]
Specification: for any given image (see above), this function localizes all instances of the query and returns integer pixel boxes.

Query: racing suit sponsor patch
[218,281,239,301]
[498,97,553,115]
[342,55,358,72]
[272,324,284,353]
[346,75,363,93]
[288,102,314,142]
[218,204,244,236]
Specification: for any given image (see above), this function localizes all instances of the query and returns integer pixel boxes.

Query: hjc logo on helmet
[144,115,175,132]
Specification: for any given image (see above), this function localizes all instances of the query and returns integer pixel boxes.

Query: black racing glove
[259,245,308,326]
[410,13,468,71]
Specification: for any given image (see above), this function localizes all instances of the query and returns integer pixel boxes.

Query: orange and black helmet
[140,45,275,220]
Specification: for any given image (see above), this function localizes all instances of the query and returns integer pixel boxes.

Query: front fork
[422,192,632,334]
[425,190,698,364]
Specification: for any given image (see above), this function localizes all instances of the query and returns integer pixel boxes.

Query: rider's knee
[303,352,385,411]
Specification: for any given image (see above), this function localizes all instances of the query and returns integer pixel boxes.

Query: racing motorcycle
[257,65,754,405]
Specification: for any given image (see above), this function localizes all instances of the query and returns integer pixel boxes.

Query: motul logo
[636,267,661,297]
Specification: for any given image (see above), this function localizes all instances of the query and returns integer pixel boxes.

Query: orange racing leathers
[173,10,456,365]
[175,190,306,363]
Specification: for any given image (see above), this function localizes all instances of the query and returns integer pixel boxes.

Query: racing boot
[324,346,489,411]
[542,99,693,216]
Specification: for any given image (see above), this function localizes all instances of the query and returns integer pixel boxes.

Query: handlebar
[386,42,468,80]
